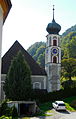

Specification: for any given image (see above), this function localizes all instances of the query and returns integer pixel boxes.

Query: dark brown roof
[2,41,47,76]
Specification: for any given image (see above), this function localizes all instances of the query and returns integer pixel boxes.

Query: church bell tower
[45,5,61,92]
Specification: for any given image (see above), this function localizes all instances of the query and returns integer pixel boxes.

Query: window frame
[33,82,41,89]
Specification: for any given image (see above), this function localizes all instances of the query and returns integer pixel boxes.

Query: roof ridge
[2,40,47,76]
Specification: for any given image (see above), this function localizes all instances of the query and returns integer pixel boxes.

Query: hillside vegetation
[27,24,76,67]
[61,32,76,59]
[27,42,46,68]
[62,24,76,37]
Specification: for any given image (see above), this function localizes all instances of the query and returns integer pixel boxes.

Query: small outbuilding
[7,101,37,116]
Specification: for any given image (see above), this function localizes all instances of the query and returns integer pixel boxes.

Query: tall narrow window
[53,40,57,46]
[53,56,57,63]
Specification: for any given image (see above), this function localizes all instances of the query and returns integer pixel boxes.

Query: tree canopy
[61,32,76,59]
[66,36,76,58]
[61,58,76,80]
[4,51,32,101]
[27,42,45,68]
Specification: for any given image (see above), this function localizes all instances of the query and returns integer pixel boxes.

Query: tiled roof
[2,41,47,76]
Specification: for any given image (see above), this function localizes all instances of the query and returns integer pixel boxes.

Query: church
[1,6,61,100]
[0,0,12,100]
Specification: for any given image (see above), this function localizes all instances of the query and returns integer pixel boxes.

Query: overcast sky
[2,0,76,56]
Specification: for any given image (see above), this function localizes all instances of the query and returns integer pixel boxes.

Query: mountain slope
[27,42,46,68]
[62,24,76,37]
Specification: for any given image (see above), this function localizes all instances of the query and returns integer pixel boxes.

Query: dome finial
[46,4,61,34]
[53,5,55,22]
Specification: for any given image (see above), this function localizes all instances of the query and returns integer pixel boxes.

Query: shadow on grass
[39,102,52,112]
[34,102,53,117]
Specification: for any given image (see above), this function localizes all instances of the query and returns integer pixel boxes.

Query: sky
[2,0,76,56]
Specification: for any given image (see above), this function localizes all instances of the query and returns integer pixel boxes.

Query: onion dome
[46,5,61,34]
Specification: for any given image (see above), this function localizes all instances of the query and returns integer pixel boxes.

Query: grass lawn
[39,96,76,113]
[21,117,30,119]
[64,96,76,111]
[0,116,12,119]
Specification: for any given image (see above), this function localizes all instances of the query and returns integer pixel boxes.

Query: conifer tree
[4,51,32,100]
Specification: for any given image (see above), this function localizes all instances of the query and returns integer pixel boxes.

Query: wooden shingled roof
[1,41,47,76]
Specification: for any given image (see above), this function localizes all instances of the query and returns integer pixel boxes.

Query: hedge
[32,87,76,103]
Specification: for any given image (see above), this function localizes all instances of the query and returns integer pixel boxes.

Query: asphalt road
[59,112,76,119]
[31,109,76,119]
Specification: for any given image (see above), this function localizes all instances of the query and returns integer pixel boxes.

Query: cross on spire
[53,5,55,22]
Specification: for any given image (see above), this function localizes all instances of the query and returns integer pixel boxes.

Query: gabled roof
[2,41,47,76]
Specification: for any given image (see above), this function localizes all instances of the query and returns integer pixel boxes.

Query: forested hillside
[27,24,76,67]
[61,31,76,59]
[27,42,46,68]
[62,24,76,37]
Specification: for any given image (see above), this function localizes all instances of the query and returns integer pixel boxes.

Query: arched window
[53,56,57,63]
[53,40,57,46]
[33,82,41,89]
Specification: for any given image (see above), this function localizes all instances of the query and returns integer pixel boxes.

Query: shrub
[32,87,76,103]
[0,100,13,116]
[0,100,8,116]
[12,105,18,119]
[70,100,76,108]
[62,80,76,89]
[0,115,12,119]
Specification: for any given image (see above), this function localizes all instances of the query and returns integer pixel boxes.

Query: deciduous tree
[61,58,76,80]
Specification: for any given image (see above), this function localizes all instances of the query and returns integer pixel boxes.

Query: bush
[0,100,8,116]
[0,100,18,118]
[0,115,12,119]
[70,100,76,108]
[0,100,13,117]
[62,80,76,89]
[0,106,1,116]
[32,87,76,103]
[12,105,18,119]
